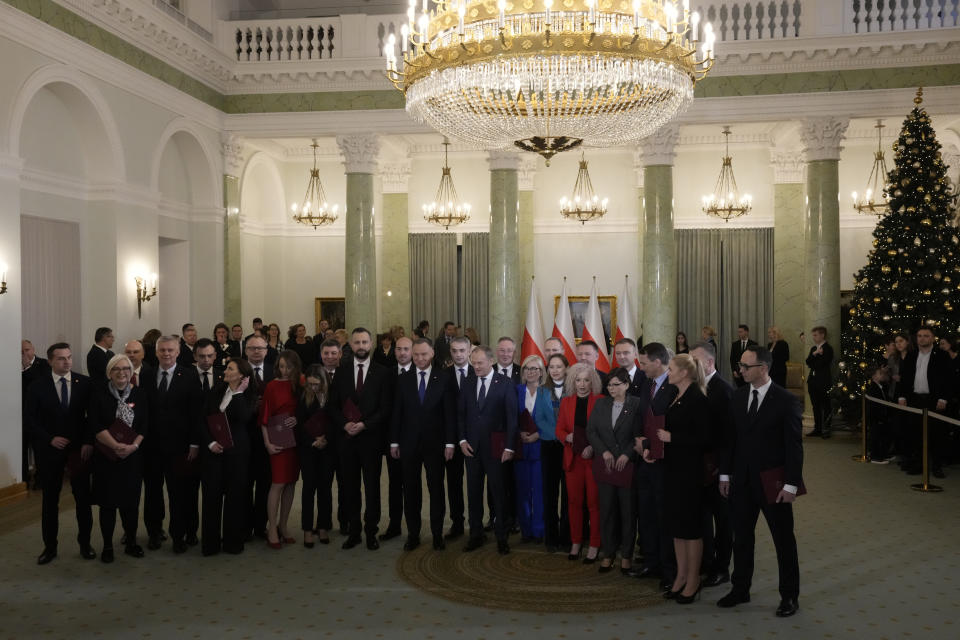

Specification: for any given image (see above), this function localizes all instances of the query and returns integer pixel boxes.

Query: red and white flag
[552,278,578,364]
[520,278,546,363]
[583,277,611,373]
[613,275,639,363]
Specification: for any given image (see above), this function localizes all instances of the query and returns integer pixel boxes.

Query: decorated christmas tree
[837,88,960,401]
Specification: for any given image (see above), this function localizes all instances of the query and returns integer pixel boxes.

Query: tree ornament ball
[881,265,892,274]
[887,249,897,256]
[923,289,932,296]
[912,161,922,168]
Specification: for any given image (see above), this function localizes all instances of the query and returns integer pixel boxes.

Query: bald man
[124,340,153,388]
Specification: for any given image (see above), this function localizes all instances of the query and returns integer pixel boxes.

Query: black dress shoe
[444,525,464,540]
[147,534,162,551]
[775,597,799,617]
[598,563,614,574]
[703,571,730,587]
[124,544,145,558]
[342,536,362,550]
[621,567,638,577]
[497,539,510,555]
[37,548,57,565]
[380,526,402,541]
[172,540,188,554]
[100,548,114,563]
[463,536,485,552]
[403,536,420,551]
[366,537,380,551]
[631,567,659,579]
[185,534,199,546]
[80,545,97,560]
[717,590,751,608]
[432,536,445,551]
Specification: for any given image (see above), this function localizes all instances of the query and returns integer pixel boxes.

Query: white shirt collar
[626,365,638,380]
[398,362,412,374]
[705,370,717,384]
[159,363,177,376]
[748,377,774,409]
[417,366,432,377]
[52,371,71,384]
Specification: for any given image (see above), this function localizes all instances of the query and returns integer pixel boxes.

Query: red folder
[519,410,537,435]
[490,431,506,458]
[760,466,807,505]
[66,450,92,478]
[343,398,363,423]
[591,457,634,488]
[303,410,328,439]
[207,412,234,449]
[95,419,138,462]
[267,413,296,449]
[572,426,589,455]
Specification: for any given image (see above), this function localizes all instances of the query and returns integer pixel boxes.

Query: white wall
[159,237,190,335]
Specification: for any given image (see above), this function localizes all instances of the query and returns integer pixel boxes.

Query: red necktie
[356,363,364,393]
[131,372,138,387]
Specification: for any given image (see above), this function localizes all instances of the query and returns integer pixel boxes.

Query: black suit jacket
[145,364,203,456]
[328,359,391,445]
[391,367,456,453]
[86,345,113,381]
[247,361,274,394]
[444,363,475,396]
[196,366,225,392]
[805,342,834,389]
[730,339,758,375]
[457,372,518,460]
[177,341,196,366]
[22,357,51,399]
[25,371,93,448]
[586,395,642,460]
[496,364,522,385]
[897,348,954,403]
[706,372,735,453]
[133,364,155,389]
[722,382,803,490]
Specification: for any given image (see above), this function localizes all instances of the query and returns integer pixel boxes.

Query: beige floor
[2,435,958,640]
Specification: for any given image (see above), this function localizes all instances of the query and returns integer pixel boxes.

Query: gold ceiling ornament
[291,139,339,229]
[424,138,472,229]
[701,126,752,222]
[560,152,608,224]
[385,0,715,164]
[852,120,890,218]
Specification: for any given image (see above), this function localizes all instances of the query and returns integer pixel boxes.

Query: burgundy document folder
[760,466,807,504]
[591,457,634,488]
[207,412,234,449]
[303,410,328,439]
[267,413,296,449]
[95,419,137,462]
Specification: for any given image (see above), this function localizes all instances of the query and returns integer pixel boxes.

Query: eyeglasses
[522,366,542,372]
[110,367,133,373]
[607,380,625,387]
[737,362,765,370]
[247,346,267,351]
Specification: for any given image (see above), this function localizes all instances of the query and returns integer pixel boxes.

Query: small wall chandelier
[560,153,607,224]
[702,126,752,222]
[291,139,339,229]
[852,120,890,217]
[423,139,471,229]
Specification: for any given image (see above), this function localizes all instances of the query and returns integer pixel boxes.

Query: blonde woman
[515,355,554,544]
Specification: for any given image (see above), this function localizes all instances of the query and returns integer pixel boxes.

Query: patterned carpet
[2,435,959,639]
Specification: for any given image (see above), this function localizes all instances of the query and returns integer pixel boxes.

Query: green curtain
[408,233,458,339]
[460,232,489,344]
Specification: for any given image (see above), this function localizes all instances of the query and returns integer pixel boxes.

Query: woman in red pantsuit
[555,362,603,563]
[260,350,302,548]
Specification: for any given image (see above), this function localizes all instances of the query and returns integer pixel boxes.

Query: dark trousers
[385,452,404,528]
[164,457,201,543]
[401,446,446,539]
[540,440,568,547]
[598,482,635,560]
[466,453,506,541]
[201,448,249,554]
[702,483,733,575]
[99,506,138,549]
[37,446,92,550]
[338,434,382,538]
[445,448,465,528]
[635,460,676,581]
[142,450,166,536]
[298,444,335,532]
[730,481,800,599]
[907,393,947,468]
[808,382,831,433]
[488,459,517,527]
[246,438,272,537]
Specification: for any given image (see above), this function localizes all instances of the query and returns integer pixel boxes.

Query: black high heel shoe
[663,584,686,600]
[568,547,582,561]
[675,585,702,604]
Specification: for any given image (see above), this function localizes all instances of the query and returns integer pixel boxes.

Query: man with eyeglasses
[717,345,803,618]
[243,336,274,540]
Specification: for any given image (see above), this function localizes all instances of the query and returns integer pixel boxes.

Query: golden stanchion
[911,408,943,493]
[852,393,869,462]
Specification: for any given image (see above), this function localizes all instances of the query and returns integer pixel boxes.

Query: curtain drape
[20,215,82,361]
[460,232,489,344]
[677,227,774,379]
[408,233,458,341]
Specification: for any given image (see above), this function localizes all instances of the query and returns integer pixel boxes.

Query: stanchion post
[852,393,869,462]
[911,407,943,493]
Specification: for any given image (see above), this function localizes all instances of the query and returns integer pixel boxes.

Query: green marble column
[337,134,380,331]
[771,153,806,363]
[488,151,521,344]
[380,182,410,331]
[518,157,537,286]
[223,175,241,325]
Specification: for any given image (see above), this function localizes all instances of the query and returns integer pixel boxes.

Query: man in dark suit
[381,336,415,541]
[718,345,803,618]
[317,337,348,534]
[25,343,95,564]
[243,335,274,539]
[691,340,735,588]
[86,327,115,380]
[434,321,457,368]
[329,327,391,550]
[578,340,609,388]
[144,335,203,553]
[123,340,153,389]
[177,323,199,366]
[194,338,225,393]
[491,336,521,532]
[390,338,456,551]
[229,324,244,358]
[459,345,518,555]
[243,317,264,349]
[442,336,473,540]
[897,326,954,478]
[22,340,50,483]
[729,324,758,388]
[495,337,522,383]
[804,326,834,438]
[613,338,647,396]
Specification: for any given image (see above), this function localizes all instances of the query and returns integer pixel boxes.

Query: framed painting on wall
[553,295,617,347]
[315,297,346,334]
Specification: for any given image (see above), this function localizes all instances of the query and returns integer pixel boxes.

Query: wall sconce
[0,263,8,295]
[135,273,157,318]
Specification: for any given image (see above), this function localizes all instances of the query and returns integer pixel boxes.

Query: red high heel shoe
[266,528,283,550]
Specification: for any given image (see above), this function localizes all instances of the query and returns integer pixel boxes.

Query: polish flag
[552,278,578,364]
[583,277,611,373]
[613,275,639,364]
[520,278,546,363]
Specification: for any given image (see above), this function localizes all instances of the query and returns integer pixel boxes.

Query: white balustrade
[844,0,959,33]
[692,1,804,40]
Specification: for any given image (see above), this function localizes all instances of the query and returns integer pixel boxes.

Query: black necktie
[159,370,169,394]
[459,368,466,388]
[418,371,427,404]
[59,377,69,411]
[254,367,262,385]
[478,377,487,408]
[748,389,759,419]
[202,371,210,392]
[356,364,364,393]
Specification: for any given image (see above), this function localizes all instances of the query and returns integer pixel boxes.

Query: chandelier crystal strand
[560,153,608,224]
[423,139,471,229]
[852,119,891,218]
[291,139,339,229]
[702,126,752,222]
[386,0,715,163]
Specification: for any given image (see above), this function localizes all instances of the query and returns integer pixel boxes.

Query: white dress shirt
[52,371,71,404]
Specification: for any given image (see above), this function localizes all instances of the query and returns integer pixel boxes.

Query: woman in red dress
[260,350,302,548]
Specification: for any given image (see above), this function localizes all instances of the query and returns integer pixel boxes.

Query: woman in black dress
[285,323,315,368]
[89,354,147,563]
[653,353,710,603]
[675,332,690,355]
[200,357,258,556]
[297,364,335,547]
[767,326,790,387]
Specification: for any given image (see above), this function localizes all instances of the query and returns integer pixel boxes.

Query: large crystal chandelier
[424,139,472,229]
[385,0,715,164]
[560,153,608,224]
[702,126,752,222]
[852,120,890,217]
[291,139,339,229]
